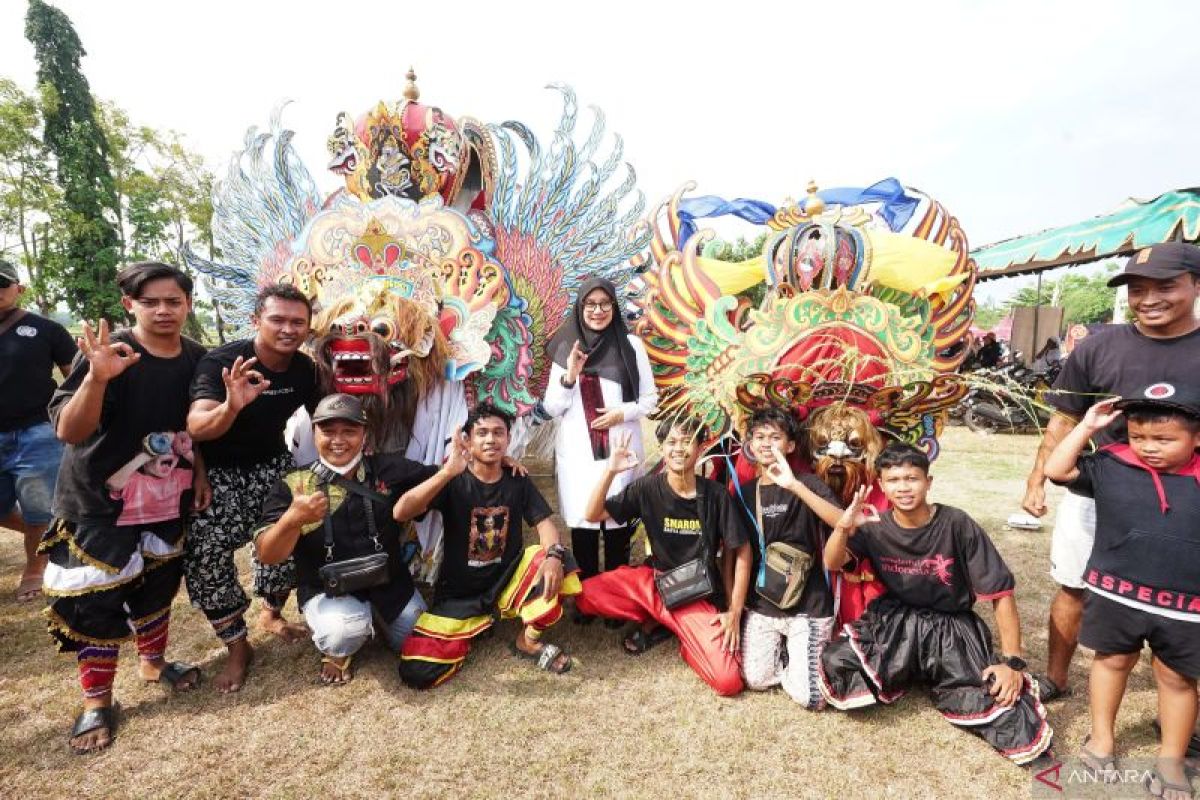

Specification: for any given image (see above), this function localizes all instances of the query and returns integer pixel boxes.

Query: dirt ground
[0,427,1171,798]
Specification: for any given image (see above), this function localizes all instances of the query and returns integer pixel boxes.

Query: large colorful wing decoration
[632,179,976,458]
[184,75,649,417]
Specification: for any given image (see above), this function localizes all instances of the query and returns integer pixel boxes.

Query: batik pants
[819,595,1053,764]
[399,545,582,689]
[576,564,744,697]
[741,609,833,708]
[183,454,296,644]
[40,517,186,698]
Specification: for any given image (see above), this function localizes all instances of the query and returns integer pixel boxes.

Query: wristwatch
[1000,655,1027,672]
[559,375,576,389]
[546,544,567,561]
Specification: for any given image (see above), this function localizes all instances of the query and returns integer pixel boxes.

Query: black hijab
[547,277,640,403]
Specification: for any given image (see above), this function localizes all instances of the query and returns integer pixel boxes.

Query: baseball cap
[1107,242,1200,287]
[0,259,19,284]
[1114,382,1200,420]
[311,393,367,425]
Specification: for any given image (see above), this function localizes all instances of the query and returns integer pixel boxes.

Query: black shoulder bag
[311,462,392,597]
[653,478,716,610]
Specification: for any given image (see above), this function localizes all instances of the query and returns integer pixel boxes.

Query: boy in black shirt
[185,284,319,693]
[820,442,1053,765]
[39,263,208,755]
[1044,386,1200,795]
[395,403,581,688]
[737,408,844,708]
[576,417,753,697]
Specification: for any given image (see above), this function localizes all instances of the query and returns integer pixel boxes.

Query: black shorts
[1080,591,1200,679]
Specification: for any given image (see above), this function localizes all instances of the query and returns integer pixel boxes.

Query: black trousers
[571,524,633,579]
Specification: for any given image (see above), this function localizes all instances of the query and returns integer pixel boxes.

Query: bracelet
[546,544,567,561]
[560,375,576,389]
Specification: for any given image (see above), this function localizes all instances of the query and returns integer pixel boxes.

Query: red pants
[577,565,744,696]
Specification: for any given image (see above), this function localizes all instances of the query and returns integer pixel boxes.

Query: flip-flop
[623,625,673,656]
[69,705,117,755]
[148,661,201,692]
[15,574,42,603]
[318,654,354,686]
[510,641,572,675]
[1032,673,1073,703]
[1144,767,1194,800]
[1078,735,1119,784]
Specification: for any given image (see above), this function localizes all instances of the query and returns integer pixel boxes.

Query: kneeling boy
[394,402,580,688]
[820,442,1053,765]
[1044,386,1200,797]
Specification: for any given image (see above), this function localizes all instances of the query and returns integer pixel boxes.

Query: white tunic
[541,335,658,529]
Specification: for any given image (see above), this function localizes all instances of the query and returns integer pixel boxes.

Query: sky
[2,0,1197,304]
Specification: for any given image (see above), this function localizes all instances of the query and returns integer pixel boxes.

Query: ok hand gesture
[836,485,878,534]
[607,430,640,474]
[764,444,798,491]
[565,340,588,384]
[78,319,140,383]
[223,356,270,412]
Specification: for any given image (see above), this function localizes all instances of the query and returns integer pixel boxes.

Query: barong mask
[807,405,883,504]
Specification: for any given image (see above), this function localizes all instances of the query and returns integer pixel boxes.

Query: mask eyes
[370,317,395,340]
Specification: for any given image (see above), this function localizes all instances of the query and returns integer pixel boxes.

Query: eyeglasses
[583,301,613,313]
[0,277,14,289]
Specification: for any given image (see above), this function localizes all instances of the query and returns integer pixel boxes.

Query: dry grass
[0,427,1170,799]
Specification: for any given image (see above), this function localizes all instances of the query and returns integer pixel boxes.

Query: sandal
[510,641,572,675]
[623,625,673,656]
[69,705,117,755]
[148,661,201,691]
[1145,767,1195,800]
[1078,735,1120,784]
[15,573,42,603]
[1032,673,1073,703]
[318,654,354,685]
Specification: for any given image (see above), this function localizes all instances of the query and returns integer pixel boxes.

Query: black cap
[1114,382,1200,419]
[0,259,19,283]
[311,393,367,425]
[1107,242,1200,287]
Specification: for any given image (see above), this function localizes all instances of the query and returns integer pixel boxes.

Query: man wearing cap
[184,283,319,692]
[0,259,76,602]
[255,393,435,685]
[1022,241,1200,702]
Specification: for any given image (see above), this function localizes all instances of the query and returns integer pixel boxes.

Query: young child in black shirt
[820,442,1053,765]
[1044,384,1200,796]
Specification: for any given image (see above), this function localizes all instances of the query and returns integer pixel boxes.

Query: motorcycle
[962,355,1061,434]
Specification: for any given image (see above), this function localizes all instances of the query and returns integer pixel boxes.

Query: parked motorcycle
[962,356,1061,434]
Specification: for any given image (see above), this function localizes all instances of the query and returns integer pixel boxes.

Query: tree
[1005,264,1118,326]
[706,232,770,305]
[973,299,1006,331]
[26,0,123,322]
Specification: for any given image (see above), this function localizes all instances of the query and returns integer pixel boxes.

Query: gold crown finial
[403,67,420,101]
[804,180,825,216]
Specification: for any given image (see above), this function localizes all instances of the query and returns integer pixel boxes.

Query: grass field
[0,427,1171,799]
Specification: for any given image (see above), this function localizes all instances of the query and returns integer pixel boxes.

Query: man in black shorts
[185,284,319,692]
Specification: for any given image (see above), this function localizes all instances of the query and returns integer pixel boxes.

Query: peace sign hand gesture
[607,430,640,474]
[222,355,270,412]
[78,319,140,383]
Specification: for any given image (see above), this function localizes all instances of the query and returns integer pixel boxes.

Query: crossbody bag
[312,463,392,596]
[654,478,716,609]
[753,482,813,610]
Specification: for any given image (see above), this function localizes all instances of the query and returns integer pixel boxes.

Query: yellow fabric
[860,228,963,296]
[412,612,494,639]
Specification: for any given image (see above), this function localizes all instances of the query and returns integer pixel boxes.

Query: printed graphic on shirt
[468,506,510,567]
[877,554,956,586]
[662,516,702,536]
[106,431,195,527]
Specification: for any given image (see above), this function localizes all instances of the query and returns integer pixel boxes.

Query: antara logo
[1033,760,1062,791]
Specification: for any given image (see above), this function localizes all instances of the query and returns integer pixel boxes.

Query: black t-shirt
[1050,324,1200,447]
[0,311,77,431]
[606,473,750,607]
[189,339,319,468]
[847,505,1014,613]
[743,476,840,618]
[431,469,554,602]
[48,331,206,524]
[1064,449,1200,618]
[257,454,437,620]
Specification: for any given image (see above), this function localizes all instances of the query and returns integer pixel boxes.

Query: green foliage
[973,299,1006,331]
[25,0,123,322]
[1004,264,1118,325]
[706,231,769,305]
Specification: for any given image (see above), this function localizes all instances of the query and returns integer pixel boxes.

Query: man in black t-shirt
[0,259,76,602]
[184,284,318,693]
[820,443,1053,765]
[736,409,844,708]
[395,403,580,688]
[1021,242,1200,701]
[39,262,208,755]
[576,417,753,697]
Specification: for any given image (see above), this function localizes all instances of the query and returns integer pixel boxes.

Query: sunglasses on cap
[0,277,14,289]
